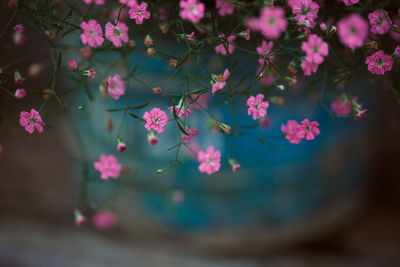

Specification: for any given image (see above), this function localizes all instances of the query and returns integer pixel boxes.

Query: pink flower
[354,108,367,120]
[229,158,240,173]
[340,0,359,6]
[330,95,358,116]
[181,127,200,142]
[301,34,328,64]
[246,94,269,120]
[107,74,125,100]
[243,29,251,40]
[281,120,302,144]
[198,146,221,175]
[105,21,129,47]
[390,19,400,41]
[215,34,236,55]
[301,59,319,76]
[337,14,368,49]
[120,0,137,7]
[83,0,104,5]
[179,0,205,24]
[8,0,16,7]
[93,154,121,180]
[15,88,26,99]
[129,2,151,24]
[296,118,320,140]
[69,60,77,70]
[292,0,319,27]
[188,32,196,41]
[246,6,287,39]
[80,46,93,59]
[80,19,104,47]
[365,50,393,75]
[92,211,116,231]
[211,68,230,94]
[260,117,272,129]
[143,108,168,134]
[216,0,235,17]
[257,40,274,66]
[368,9,392,35]
[394,45,400,57]
[19,109,45,134]
[147,130,159,145]
[168,105,192,118]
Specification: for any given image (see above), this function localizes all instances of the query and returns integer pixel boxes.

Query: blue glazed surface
[68,46,370,233]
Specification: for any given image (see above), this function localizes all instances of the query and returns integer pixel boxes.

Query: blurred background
[1,1,400,266]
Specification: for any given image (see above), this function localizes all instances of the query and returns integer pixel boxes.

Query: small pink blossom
[105,21,129,47]
[93,154,121,180]
[368,9,392,35]
[13,24,25,33]
[257,40,274,66]
[330,95,358,116]
[365,50,393,75]
[168,104,192,118]
[181,128,200,142]
[198,146,221,175]
[186,93,208,109]
[129,2,151,24]
[216,0,235,17]
[281,120,302,144]
[120,0,137,7]
[354,108,367,120]
[337,14,368,49]
[246,6,287,39]
[117,140,126,152]
[107,74,125,100]
[74,210,86,226]
[229,158,240,173]
[80,19,104,47]
[296,118,320,140]
[143,108,168,134]
[394,45,400,57]
[147,130,159,145]
[15,88,26,99]
[215,34,236,55]
[188,32,196,41]
[211,68,230,94]
[390,19,400,41]
[92,211,116,231]
[292,0,319,27]
[69,60,77,70]
[83,0,104,5]
[179,0,205,24]
[260,117,272,129]
[340,0,359,6]
[246,94,269,120]
[19,109,45,134]
[301,59,319,76]
[302,34,328,64]
[80,46,93,59]
[243,29,251,40]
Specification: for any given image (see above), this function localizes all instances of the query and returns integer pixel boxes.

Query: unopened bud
[152,87,162,95]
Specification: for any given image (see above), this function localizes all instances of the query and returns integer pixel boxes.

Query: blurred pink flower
[301,59,319,76]
[147,130,159,145]
[216,0,235,17]
[246,6,287,39]
[394,45,400,57]
[340,0,359,6]
[107,74,125,100]
[246,94,269,120]
[19,109,45,134]
[80,19,104,47]
[129,2,151,24]
[80,46,93,59]
[179,0,205,24]
[337,14,368,49]
[211,68,230,94]
[94,154,121,180]
[281,120,302,144]
[105,21,129,47]
[292,0,319,27]
[330,95,358,116]
[83,0,104,5]
[181,128,200,142]
[143,108,168,134]
[69,60,77,70]
[257,40,274,66]
[92,211,116,231]
[168,105,192,118]
[198,146,221,175]
[365,50,393,75]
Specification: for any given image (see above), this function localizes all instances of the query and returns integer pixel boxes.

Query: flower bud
[128,39,136,47]
[83,69,96,78]
[74,209,86,226]
[228,158,241,173]
[117,138,126,152]
[218,122,231,134]
[15,88,26,99]
[169,59,178,68]
[144,34,153,47]
[160,23,169,34]
[148,130,158,146]
[147,47,156,56]
[152,87,162,95]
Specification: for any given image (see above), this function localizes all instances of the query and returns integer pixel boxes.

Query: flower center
[305,125,310,132]
[207,156,214,165]
[153,117,159,124]
[190,5,198,14]
[137,9,142,16]
[312,46,319,53]
[89,29,97,38]
[254,103,260,110]
[301,7,310,15]
[30,118,37,124]
[216,74,224,82]
[376,58,384,66]
[377,19,383,25]
[113,27,121,37]
[349,26,357,34]
[268,17,276,26]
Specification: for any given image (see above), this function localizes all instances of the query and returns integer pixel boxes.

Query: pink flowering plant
[1,0,400,229]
